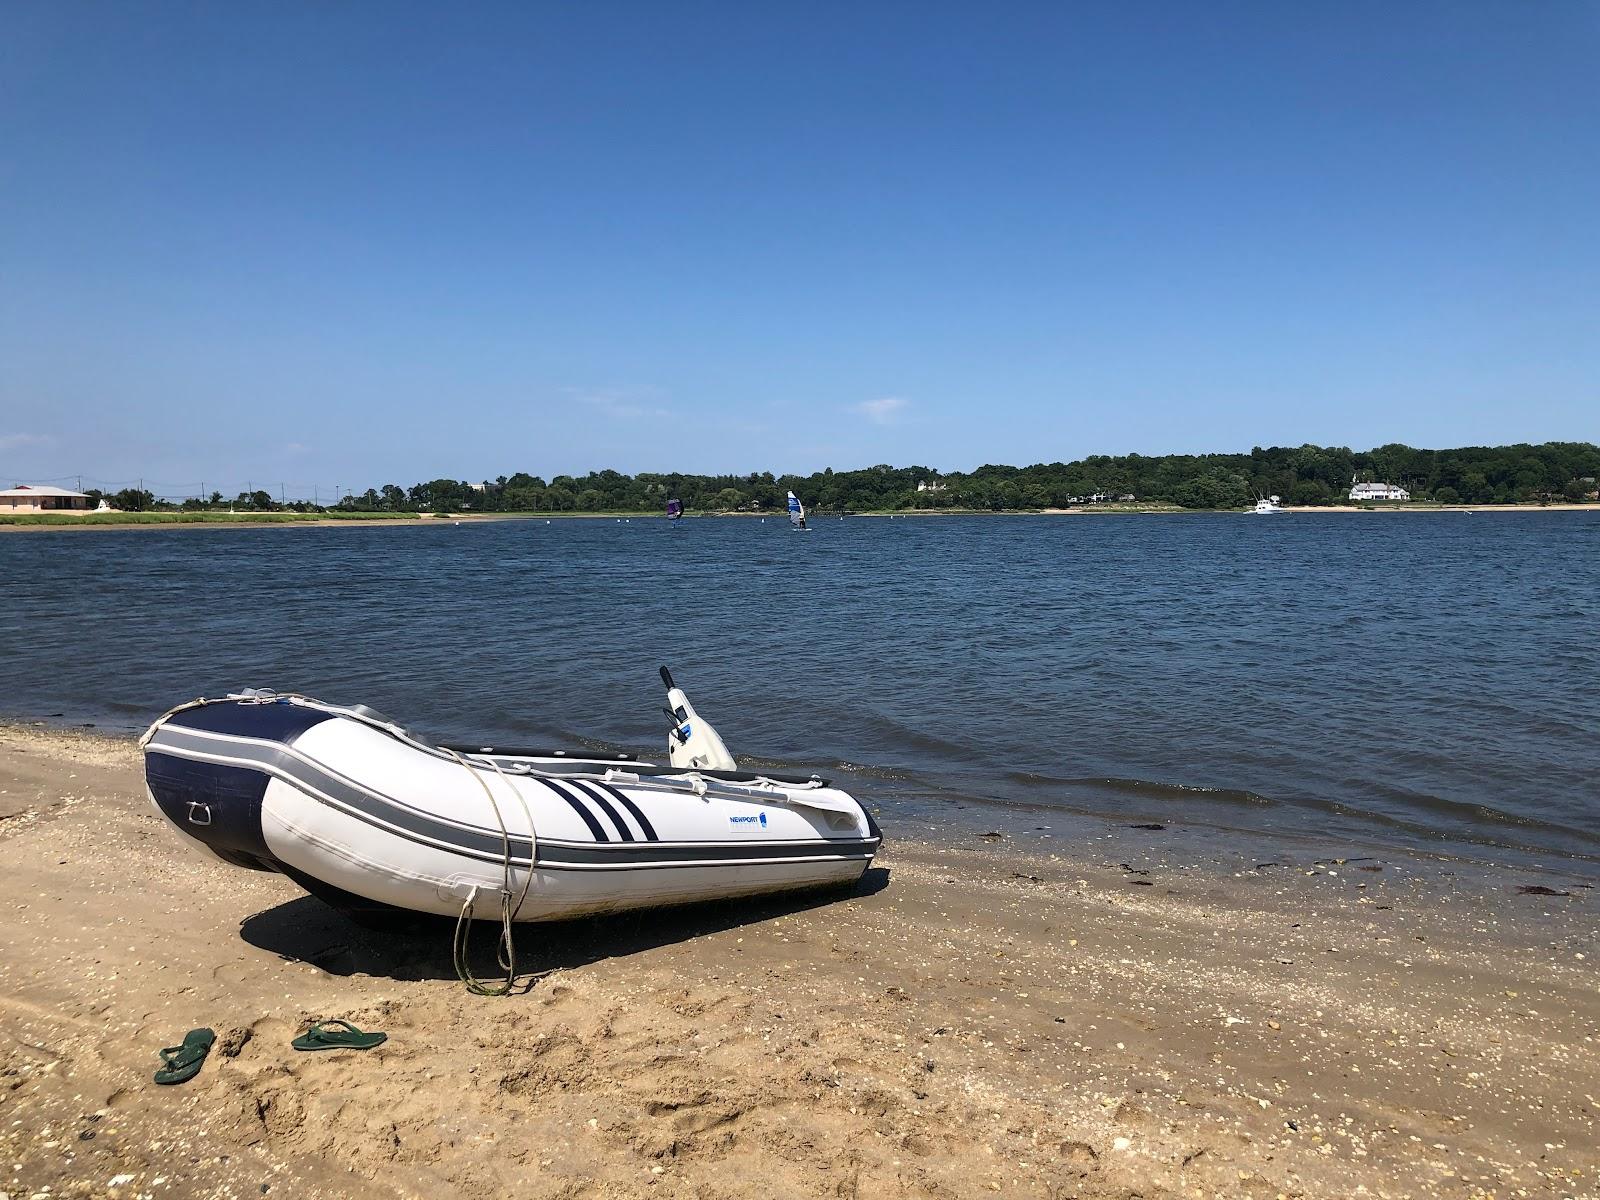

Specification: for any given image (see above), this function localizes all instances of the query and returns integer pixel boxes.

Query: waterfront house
[1349,481,1411,502]
[0,484,92,513]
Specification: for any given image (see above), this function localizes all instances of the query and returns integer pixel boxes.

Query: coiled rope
[446,750,537,996]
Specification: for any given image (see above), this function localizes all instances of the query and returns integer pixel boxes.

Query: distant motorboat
[1250,495,1285,515]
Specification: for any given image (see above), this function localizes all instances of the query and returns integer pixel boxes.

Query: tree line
[94,441,1600,513]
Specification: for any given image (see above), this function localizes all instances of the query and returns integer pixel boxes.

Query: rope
[139,690,296,747]
[137,697,211,748]
[446,749,536,996]
[146,691,555,998]
[485,754,537,920]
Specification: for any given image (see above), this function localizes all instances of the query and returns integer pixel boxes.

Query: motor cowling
[660,666,737,771]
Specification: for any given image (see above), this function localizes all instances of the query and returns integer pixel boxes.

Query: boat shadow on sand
[239,867,891,985]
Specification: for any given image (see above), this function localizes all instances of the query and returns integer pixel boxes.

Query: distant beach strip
[4,502,1598,530]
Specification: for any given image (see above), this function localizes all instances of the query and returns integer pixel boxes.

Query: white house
[1349,481,1410,502]
[0,484,92,513]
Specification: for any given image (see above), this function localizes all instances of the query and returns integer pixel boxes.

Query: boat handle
[186,801,213,826]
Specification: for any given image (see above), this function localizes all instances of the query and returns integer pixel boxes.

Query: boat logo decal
[728,811,767,828]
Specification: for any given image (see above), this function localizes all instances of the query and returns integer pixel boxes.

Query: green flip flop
[154,1027,215,1085]
[291,1019,387,1052]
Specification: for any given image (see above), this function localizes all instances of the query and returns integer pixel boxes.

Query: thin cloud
[852,396,909,426]
[572,389,674,421]
[0,432,52,451]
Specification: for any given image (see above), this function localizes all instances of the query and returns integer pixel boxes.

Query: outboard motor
[660,666,737,771]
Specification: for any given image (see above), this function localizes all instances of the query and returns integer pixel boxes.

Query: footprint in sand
[209,959,256,987]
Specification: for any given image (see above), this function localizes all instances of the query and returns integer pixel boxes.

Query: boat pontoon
[142,669,880,925]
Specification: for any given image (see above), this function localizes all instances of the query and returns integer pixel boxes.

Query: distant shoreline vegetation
[12,441,1599,519]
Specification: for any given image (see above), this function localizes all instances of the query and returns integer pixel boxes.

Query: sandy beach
[1,725,1594,1199]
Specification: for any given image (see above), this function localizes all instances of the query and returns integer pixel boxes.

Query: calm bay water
[3,513,1597,872]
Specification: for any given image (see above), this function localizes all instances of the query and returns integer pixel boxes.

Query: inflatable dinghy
[141,669,881,924]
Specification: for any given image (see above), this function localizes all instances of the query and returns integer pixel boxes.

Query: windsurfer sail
[666,498,683,521]
[787,490,808,530]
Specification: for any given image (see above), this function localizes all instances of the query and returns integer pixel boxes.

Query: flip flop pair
[153,1020,385,1084]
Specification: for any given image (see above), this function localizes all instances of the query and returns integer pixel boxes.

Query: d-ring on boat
[141,668,881,924]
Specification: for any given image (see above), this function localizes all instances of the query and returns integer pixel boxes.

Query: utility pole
[280,483,286,507]
[313,484,319,509]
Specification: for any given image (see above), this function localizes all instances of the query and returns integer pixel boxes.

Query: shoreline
[0,512,610,533]
[4,502,1597,531]
[7,717,1595,883]
[2,724,1594,1198]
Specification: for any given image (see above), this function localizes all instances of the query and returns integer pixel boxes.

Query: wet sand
[1,725,1595,1199]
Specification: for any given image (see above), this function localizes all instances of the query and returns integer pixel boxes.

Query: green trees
[298,441,1596,515]
[111,488,156,511]
[1170,469,1251,510]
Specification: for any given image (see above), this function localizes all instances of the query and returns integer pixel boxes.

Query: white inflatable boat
[142,669,881,925]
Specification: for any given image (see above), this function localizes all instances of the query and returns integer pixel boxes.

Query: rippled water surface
[4,513,1597,871]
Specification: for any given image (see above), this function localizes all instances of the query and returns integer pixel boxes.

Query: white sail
[786,490,807,529]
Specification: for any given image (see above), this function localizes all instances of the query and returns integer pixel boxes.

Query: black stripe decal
[570,781,635,842]
[601,784,660,842]
[545,779,609,842]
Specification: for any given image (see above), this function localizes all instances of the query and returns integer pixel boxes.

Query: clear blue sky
[2,2,1596,496]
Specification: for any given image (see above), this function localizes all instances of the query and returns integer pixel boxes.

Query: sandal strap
[309,1020,362,1037]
